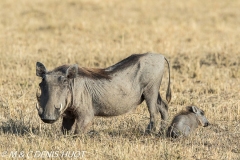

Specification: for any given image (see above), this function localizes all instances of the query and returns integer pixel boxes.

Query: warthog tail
[164,57,171,103]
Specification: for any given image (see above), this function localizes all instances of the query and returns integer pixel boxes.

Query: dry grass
[0,0,240,159]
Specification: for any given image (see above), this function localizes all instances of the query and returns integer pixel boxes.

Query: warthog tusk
[60,103,63,112]
[36,103,39,111]
[36,103,43,115]
[55,103,63,112]
[36,88,41,100]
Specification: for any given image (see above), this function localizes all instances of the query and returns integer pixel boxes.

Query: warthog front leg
[62,117,75,135]
[74,114,94,135]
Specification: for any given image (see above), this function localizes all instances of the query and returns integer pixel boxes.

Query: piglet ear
[191,106,198,113]
[186,106,198,113]
[36,62,47,77]
[66,64,78,79]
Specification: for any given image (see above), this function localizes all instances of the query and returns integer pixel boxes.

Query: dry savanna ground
[0,0,239,159]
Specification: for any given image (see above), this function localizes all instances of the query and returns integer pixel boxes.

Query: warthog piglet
[167,105,209,138]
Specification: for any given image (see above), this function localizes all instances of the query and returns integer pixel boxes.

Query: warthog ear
[191,106,198,113]
[66,64,78,79]
[186,106,198,113]
[36,62,47,77]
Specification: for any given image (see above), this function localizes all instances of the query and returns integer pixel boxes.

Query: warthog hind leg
[144,87,159,134]
[157,93,169,134]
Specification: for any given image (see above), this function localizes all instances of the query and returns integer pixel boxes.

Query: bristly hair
[80,67,111,79]
[174,110,192,116]
[173,105,196,117]
[186,106,193,112]
[49,65,111,79]
[105,53,145,73]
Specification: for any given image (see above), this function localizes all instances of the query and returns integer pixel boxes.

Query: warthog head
[186,106,209,127]
[36,62,77,123]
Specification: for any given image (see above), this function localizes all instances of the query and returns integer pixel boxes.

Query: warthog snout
[36,102,63,124]
[203,122,210,127]
[40,110,59,123]
[41,118,57,124]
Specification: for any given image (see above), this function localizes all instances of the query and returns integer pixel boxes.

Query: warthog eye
[63,79,68,83]
[42,77,45,82]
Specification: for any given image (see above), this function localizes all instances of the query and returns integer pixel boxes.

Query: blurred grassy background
[0,0,239,159]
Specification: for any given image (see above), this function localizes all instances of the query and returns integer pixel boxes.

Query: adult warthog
[36,53,171,134]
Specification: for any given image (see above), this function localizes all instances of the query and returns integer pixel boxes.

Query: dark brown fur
[172,105,197,117]
[80,67,111,79]
[106,54,145,73]
[49,65,111,79]
[174,110,191,116]
[48,54,145,79]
